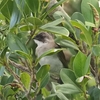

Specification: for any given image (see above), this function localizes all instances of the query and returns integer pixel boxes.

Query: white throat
[34,39,44,46]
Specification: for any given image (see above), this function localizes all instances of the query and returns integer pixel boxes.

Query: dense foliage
[0,0,100,100]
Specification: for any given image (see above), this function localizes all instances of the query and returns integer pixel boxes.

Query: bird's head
[34,32,54,45]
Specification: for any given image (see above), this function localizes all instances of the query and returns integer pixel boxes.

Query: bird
[34,32,72,83]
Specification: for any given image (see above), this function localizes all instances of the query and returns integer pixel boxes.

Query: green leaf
[0,13,5,20]
[40,18,69,37]
[41,18,64,27]
[56,84,81,94]
[52,13,74,38]
[1,76,8,85]
[20,72,31,89]
[25,0,39,13]
[15,0,27,17]
[84,54,91,74]
[0,46,8,58]
[36,65,50,82]
[85,21,95,27]
[73,51,87,77]
[3,86,15,98]
[0,0,8,10]
[45,94,57,100]
[0,66,5,76]
[92,45,100,56]
[42,88,50,98]
[55,36,79,50]
[36,94,42,100]
[35,48,64,66]
[26,17,42,26]
[1,0,13,20]
[81,0,99,22]
[16,50,31,60]
[10,1,22,28]
[19,25,33,31]
[41,26,69,37]
[7,33,28,53]
[88,87,100,100]
[7,75,14,83]
[71,12,85,23]
[40,73,50,88]
[60,69,78,86]
[71,20,92,46]
[56,92,68,100]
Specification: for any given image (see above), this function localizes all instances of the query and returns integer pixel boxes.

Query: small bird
[34,32,71,82]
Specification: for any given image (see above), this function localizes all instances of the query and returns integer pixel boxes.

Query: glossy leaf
[60,69,76,84]
[85,21,95,27]
[3,86,15,98]
[15,50,31,60]
[40,73,50,88]
[25,0,39,13]
[88,87,100,100]
[10,1,22,28]
[19,25,33,31]
[0,0,8,10]
[0,47,8,58]
[7,33,28,53]
[71,12,85,23]
[45,94,57,100]
[56,92,68,100]
[15,0,28,16]
[35,48,64,66]
[71,20,92,46]
[56,84,81,94]
[92,45,100,56]
[55,36,79,50]
[27,17,42,26]
[42,88,50,97]
[73,51,87,77]
[40,18,69,37]
[36,65,50,82]
[0,66,5,76]
[1,0,13,20]
[41,18,64,27]
[7,75,14,83]
[20,72,31,89]
[84,54,91,74]
[41,26,69,37]
[1,76,8,85]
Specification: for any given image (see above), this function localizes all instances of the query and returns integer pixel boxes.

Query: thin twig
[4,62,28,92]
[9,60,30,73]
[26,29,37,45]
[19,57,28,68]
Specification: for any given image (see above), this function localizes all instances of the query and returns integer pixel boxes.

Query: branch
[48,0,70,19]
[26,29,37,45]
[4,62,28,93]
[9,60,30,74]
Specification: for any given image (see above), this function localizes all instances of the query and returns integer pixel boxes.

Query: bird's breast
[39,55,63,76]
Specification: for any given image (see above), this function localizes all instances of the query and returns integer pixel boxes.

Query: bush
[0,0,100,100]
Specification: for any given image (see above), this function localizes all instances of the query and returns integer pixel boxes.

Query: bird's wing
[56,44,72,68]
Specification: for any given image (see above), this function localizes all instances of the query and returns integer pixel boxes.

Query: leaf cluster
[0,0,100,100]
